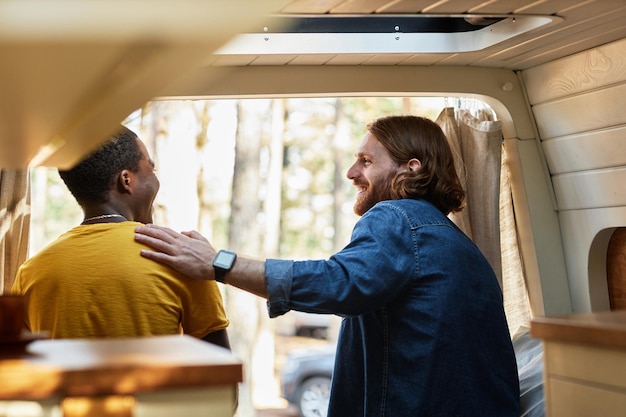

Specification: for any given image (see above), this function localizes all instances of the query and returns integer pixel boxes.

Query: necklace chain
[83,214,127,223]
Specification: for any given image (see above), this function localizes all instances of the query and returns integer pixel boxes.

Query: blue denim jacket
[266,199,520,417]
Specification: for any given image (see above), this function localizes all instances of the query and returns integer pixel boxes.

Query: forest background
[28,96,468,416]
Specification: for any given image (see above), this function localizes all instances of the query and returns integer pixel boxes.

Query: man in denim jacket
[136,115,520,416]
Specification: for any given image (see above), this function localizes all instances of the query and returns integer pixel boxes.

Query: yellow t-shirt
[12,222,228,339]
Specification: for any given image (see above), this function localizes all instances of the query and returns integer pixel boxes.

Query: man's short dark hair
[59,126,143,205]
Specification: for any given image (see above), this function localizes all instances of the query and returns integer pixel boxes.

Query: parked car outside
[275,311,334,339]
[279,327,545,417]
[280,343,336,417]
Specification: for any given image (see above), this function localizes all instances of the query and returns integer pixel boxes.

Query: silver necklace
[82,214,127,223]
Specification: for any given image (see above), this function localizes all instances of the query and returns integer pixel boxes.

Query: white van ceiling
[1,0,625,169]
[213,0,626,69]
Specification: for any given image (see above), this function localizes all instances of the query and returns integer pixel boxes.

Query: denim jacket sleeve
[265,202,417,318]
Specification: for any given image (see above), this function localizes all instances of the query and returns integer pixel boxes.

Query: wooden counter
[531,310,626,417]
[0,335,243,417]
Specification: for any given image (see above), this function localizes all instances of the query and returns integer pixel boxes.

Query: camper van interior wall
[1,1,625,416]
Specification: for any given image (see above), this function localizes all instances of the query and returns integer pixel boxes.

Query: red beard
[353,172,396,216]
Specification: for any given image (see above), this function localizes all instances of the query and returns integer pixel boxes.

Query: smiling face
[346,132,404,216]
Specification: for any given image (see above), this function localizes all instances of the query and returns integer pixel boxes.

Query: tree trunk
[264,99,286,258]
[194,101,215,236]
[332,99,352,251]
[228,99,276,417]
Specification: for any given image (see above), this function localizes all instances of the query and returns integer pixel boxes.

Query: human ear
[407,158,422,172]
[118,170,131,191]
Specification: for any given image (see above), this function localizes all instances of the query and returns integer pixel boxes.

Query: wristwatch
[212,249,237,283]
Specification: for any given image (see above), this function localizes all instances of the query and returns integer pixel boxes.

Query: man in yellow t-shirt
[12,125,230,349]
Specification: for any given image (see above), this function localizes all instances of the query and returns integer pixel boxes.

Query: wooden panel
[534,314,626,417]
[192,0,626,72]
[517,0,578,14]
[502,20,626,71]
[544,341,626,397]
[532,311,626,350]
[330,0,391,13]
[547,377,626,417]
[279,0,611,16]
[288,54,336,65]
[364,54,413,65]
[325,54,376,65]
[0,335,242,400]
[251,55,298,65]
[552,167,626,210]
[475,6,626,70]
[135,387,235,417]
[376,0,434,13]
[280,0,345,13]
[541,125,626,175]
[212,55,258,66]
[422,0,484,13]
[608,228,626,310]
[400,53,453,65]
[523,36,626,104]
[532,83,626,139]
[469,0,534,13]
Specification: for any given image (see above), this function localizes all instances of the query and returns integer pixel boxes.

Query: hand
[135,224,216,280]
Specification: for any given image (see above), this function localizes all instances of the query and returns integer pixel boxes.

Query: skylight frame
[216,14,562,55]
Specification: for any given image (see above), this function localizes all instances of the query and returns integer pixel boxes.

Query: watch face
[214,250,236,270]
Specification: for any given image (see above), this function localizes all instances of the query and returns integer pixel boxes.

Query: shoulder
[373,198,438,212]
[366,199,448,227]
[18,228,76,267]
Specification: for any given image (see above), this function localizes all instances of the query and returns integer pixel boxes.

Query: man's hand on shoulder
[135,224,217,281]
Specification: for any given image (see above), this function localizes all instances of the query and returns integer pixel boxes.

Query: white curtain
[436,107,531,336]
[0,169,30,294]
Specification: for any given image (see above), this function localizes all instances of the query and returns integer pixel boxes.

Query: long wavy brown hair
[367,115,465,214]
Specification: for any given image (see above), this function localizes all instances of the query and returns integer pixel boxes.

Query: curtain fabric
[0,169,30,294]
[438,107,503,285]
[436,107,530,335]
[501,151,532,336]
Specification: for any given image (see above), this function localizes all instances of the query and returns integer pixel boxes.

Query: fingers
[136,225,212,260]
[136,224,180,241]
[135,226,182,256]
[139,248,168,262]
[135,234,171,254]
[136,225,214,280]
[184,229,209,243]
[139,249,178,269]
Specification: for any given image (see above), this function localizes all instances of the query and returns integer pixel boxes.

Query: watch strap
[214,268,227,283]
[212,249,237,283]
